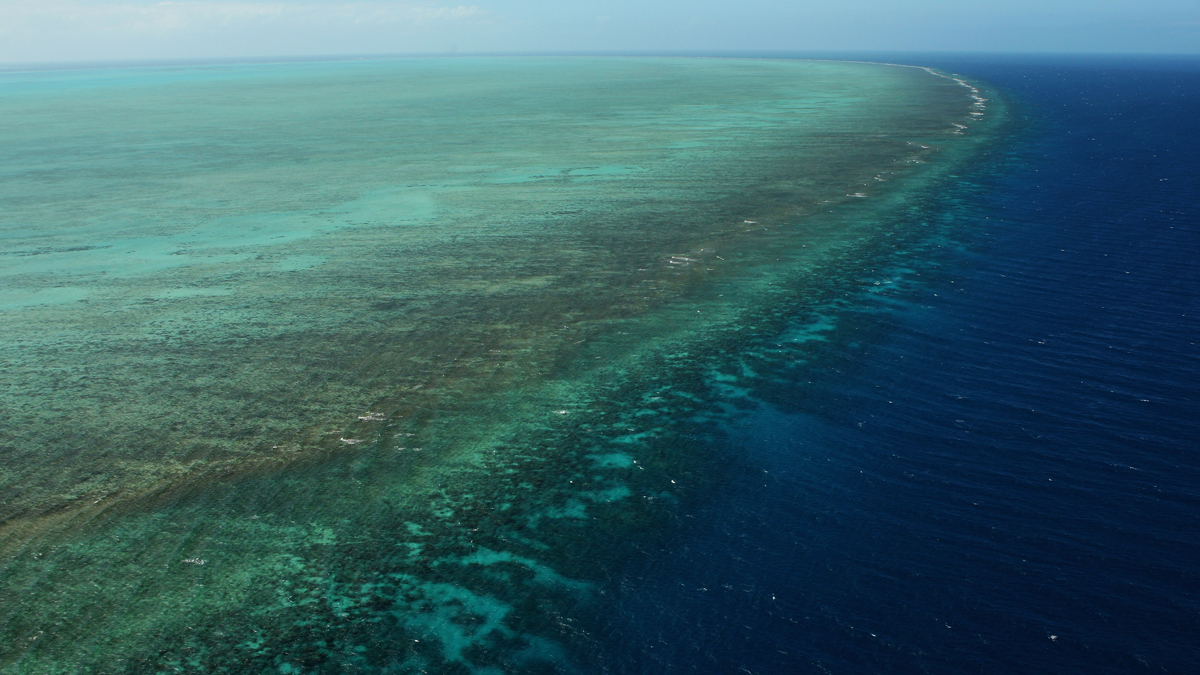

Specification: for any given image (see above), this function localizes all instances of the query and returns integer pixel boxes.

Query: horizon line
[4,49,1199,73]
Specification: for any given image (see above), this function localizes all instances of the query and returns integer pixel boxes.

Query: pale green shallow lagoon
[0,57,996,673]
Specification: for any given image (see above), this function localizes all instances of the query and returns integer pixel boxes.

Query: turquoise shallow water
[0,57,993,672]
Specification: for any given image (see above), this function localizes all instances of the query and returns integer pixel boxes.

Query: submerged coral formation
[0,57,996,673]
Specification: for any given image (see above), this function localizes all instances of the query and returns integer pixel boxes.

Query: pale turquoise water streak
[0,57,994,672]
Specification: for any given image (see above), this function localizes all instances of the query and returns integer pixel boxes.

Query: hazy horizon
[1,0,1196,66]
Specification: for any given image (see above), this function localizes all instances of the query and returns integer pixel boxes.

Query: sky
[0,0,1196,64]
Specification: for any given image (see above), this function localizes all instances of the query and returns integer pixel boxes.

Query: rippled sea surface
[581,55,1200,675]
[2,54,1195,674]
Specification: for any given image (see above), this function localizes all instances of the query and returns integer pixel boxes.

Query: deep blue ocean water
[584,56,1200,674]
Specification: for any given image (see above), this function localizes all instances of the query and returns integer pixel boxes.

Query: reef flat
[0,57,996,673]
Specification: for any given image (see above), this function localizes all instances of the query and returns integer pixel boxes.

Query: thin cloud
[0,1,484,35]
